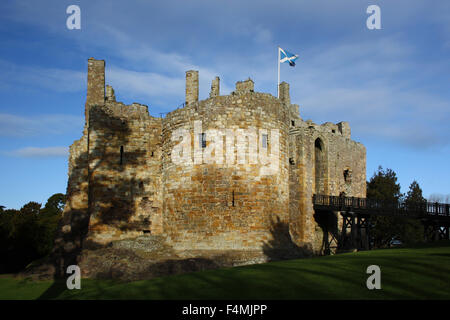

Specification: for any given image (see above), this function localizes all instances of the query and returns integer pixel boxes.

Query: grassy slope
[1,242,449,300]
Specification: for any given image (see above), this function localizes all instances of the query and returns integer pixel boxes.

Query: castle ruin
[52,58,366,278]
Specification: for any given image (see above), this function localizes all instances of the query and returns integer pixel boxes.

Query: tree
[0,208,19,272]
[400,180,426,245]
[404,181,426,207]
[367,166,403,248]
[38,193,66,256]
[0,193,65,273]
[42,193,66,215]
[367,166,402,202]
[19,201,41,215]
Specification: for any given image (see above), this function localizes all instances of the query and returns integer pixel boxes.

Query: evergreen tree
[404,181,426,207]
[367,166,402,201]
[400,181,426,245]
[42,193,66,215]
[367,166,403,248]
[38,193,66,256]
[0,194,65,272]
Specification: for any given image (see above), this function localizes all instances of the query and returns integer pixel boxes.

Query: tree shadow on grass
[427,253,450,258]
[37,257,222,299]
[37,280,68,300]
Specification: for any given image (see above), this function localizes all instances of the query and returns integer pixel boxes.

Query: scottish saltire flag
[279,48,299,66]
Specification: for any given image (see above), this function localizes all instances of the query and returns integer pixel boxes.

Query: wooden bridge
[312,194,450,253]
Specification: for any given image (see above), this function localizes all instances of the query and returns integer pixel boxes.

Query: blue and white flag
[279,48,299,66]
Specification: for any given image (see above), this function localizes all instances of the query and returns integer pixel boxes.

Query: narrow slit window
[232,190,235,207]
[199,133,206,148]
[120,146,124,165]
[291,120,295,126]
[262,134,268,149]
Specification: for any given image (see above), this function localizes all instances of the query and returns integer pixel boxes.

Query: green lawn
[1,242,449,300]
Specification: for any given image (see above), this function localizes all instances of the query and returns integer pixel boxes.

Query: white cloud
[108,67,184,99]
[103,34,449,150]
[107,64,235,108]
[3,2,449,151]
[278,37,450,150]
[0,113,83,137]
[100,25,235,103]
[7,146,68,158]
[0,59,85,93]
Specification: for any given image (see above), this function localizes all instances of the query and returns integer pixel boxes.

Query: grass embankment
[1,242,449,300]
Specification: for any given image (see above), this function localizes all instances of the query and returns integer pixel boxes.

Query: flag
[279,48,298,66]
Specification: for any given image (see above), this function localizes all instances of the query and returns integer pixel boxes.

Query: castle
[53,58,366,277]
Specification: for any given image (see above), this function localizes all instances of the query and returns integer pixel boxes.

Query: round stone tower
[161,73,290,250]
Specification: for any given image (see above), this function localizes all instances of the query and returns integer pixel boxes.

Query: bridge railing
[312,194,450,218]
[427,202,450,216]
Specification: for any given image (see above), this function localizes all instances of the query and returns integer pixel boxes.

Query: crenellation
[279,82,290,106]
[337,121,351,139]
[210,76,220,97]
[235,78,254,95]
[106,85,116,102]
[185,70,199,105]
[290,104,300,118]
[85,58,105,123]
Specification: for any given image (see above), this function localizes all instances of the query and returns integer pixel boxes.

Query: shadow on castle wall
[313,210,340,254]
[22,107,153,280]
[262,215,313,260]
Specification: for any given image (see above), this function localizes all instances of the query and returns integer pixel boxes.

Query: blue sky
[0,0,449,209]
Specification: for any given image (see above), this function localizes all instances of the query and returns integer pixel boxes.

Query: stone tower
[85,58,105,123]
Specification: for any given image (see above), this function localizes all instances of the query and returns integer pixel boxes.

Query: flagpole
[277,46,280,98]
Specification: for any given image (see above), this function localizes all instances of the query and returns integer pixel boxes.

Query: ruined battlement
[102,101,152,120]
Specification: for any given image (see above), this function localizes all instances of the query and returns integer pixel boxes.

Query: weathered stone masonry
[54,58,366,273]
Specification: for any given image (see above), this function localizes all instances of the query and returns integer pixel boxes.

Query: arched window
[344,168,352,184]
[315,138,322,150]
[314,138,325,195]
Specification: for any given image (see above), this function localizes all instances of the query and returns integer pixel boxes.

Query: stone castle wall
[56,58,367,270]
[161,78,290,250]
[288,121,366,251]
[84,102,163,245]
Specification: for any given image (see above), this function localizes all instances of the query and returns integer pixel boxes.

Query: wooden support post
[367,218,372,250]
[350,214,356,249]
[339,213,347,249]
[356,215,362,250]
[324,225,330,255]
